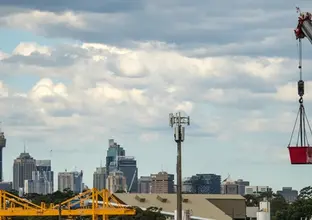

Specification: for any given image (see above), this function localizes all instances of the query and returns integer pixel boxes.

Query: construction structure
[0,188,135,220]
[288,8,312,164]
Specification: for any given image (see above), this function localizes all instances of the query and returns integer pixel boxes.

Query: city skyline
[0,138,306,193]
[1,0,312,193]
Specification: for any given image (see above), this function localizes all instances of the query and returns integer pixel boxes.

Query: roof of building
[114,193,245,220]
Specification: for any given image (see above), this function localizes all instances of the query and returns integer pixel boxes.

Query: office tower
[118,156,138,193]
[236,179,250,196]
[106,170,127,193]
[0,181,12,190]
[222,176,239,194]
[245,186,271,195]
[24,179,35,194]
[31,160,53,194]
[182,174,221,194]
[105,139,125,175]
[138,176,152,193]
[13,152,36,191]
[58,170,83,193]
[0,131,6,182]
[151,171,174,193]
[276,187,298,203]
[93,167,106,190]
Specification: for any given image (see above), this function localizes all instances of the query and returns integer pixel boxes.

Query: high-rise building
[151,171,174,194]
[105,139,125,175]
[182,174,221,194]
[0,181,12,191]
[236,179,250,196]
[24,179,35,194]
[276,187,298,203]
[222,176,239,194]
[138,176,152,193]
[245,186,271,195]
[0,131,6,182]
[58,170,83,193]
[31,160,53,194]
[93,167,106,190]
[118,156,138,193]
[106,170,127,193]
[13,152,36,191]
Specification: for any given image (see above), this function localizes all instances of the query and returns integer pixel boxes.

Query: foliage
[6,188,165,220]
[244,186,312,220]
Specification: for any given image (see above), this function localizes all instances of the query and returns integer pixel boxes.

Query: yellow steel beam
[0,208,135,216]
[0,188,136,217]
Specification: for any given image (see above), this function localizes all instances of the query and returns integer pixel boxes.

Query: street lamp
[169,112,190,220]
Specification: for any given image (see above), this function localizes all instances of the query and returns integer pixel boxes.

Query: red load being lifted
[288,8,312,164]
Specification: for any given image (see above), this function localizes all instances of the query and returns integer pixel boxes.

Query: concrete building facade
[151,171,174,194]
[13,152,36,191]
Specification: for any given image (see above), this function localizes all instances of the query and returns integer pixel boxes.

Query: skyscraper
[32,160,54,194]
[93,167,106,190]
[58,170,83,193]
[13,152,36,191]
[106,170,127,193]
[138,176,152,193]
[151,171,174,193]
[118,157,138,193]
[0,131,6,182]
[106,139,125,175]
[182,174,221,194]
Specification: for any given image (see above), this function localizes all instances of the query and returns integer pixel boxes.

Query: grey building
[31,160,53,194]
[118,157,138,193]
[277,187,298,203]
[183,174,221,194]
[236,179,250,196]
[138,176,152,193]
[93,167,106,190]
[58,170,83,193]
[13,152,36,191]
[106,139,125,175]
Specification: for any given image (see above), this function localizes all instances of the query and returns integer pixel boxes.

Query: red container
[288,146,312,164]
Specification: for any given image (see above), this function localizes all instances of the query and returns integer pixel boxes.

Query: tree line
[244,186,312,220]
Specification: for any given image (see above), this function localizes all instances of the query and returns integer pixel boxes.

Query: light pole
[169,112,190,220]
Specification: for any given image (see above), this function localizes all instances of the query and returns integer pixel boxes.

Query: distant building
[245,186,271,195]
[31,160,54,194]
[93,167,106,190]
[106,170,127,193]
[276,187,298,203]
[118,156,138,193]
[106,139,125,175]
[151,171,174,194]
[13,152,36,191]
[236,179,250,196]
[183,174,221,194]
[138,176,152,193]
[0,181,12,191]
[24,179,35,194]
[222,177,239,194]
[58,170,83,193]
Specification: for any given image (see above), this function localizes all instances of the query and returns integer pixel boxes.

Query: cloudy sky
[1,0,312,191]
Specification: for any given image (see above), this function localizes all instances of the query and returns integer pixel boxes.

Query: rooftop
[114,193,246,220]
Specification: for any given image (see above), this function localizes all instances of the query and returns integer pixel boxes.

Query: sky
[1,0,312,192]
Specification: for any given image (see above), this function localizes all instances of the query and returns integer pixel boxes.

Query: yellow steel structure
[0,188,135,220]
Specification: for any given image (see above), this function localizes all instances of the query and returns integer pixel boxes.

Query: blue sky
[0,1,312,192]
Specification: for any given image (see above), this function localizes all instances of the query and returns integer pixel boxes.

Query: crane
[0,188,135,220]
[288,7,312,164]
